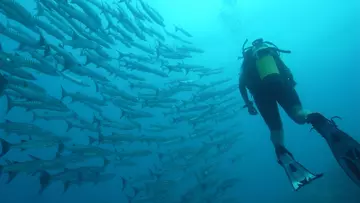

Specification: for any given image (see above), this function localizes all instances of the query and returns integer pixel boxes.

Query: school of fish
[0,0,244,202]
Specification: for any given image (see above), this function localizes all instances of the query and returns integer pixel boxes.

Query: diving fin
[276,146,323,191]
[307,113,360,188]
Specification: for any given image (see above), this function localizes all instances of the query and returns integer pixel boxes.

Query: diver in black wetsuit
[238,38,360,190]
[238,38,323,190]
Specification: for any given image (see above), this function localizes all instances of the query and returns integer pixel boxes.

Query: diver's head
[252,38,264,46]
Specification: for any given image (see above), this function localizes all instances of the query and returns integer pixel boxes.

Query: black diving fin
[307,113,360,188]
[276,146,323,191]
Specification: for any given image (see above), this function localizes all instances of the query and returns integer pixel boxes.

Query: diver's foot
[276,145,323,191]
[275,146,294,164]
[306,112,328,126]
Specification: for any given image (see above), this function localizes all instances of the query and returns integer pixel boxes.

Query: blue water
[1,0,360,203]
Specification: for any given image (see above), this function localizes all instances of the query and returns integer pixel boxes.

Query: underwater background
[0,0,360,203]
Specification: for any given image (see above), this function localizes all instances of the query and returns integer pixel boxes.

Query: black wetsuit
[240,48,302,131]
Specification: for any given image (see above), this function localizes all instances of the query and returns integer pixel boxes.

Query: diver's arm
[239,71,251,106]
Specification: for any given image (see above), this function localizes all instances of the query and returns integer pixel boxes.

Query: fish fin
[17,43,25,51]
[83,55,90,65]
[0,163,3,178]
[63,181,71,194]
[103,157,110,168]
[4,95,13,114]
[4,159,12,165]
[35,1,44,16]
[0,138,11,157]
[6,171,18,184]
[117,50,125,59]
[57,142,65,154]
[60,85,67,100]
[71,31,80,40]
[55,151,61,159]
[39,171,51,195]
[38,34,46,47]
[88,136,97,145]
[28,154,41,160]
[120,176,127,191]
[43,45,50,56]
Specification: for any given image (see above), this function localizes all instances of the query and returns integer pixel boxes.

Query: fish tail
[174,24,179,32]
[148,168,155,178]
[0,164,3,178]
[38,34,46,47]
[38,170,51,195]
[43,44,50,56]
[103,157,110,168]
[80,48,85,56]
[35,0,44,16]
[119,110,125,119]
[116,50,124,59]
[93,81,100,92]
[154,88,160,96]
[0,138,11,157]
[157,152,164,162]
[92,115,101,127]
[60,85,66,100]
[57,142,65,154]
[5,95,14,114]
[6,171,18,184]
[88,136,97,145]
[84,56,91,66]
[155,44,160,59]
[120,176,127,191]
[63,181,71,194]
[65,120,73,132]
[125,194,134,203]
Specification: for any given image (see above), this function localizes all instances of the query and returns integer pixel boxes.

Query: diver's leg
[291,105,312,124]
[253,92,284,148]
[271,130,284,148]
[277,85,310,125]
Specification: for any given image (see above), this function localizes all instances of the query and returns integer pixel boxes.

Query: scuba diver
[238,38,360,191]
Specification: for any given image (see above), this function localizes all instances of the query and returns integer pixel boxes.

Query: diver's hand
[243,101,258,115]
